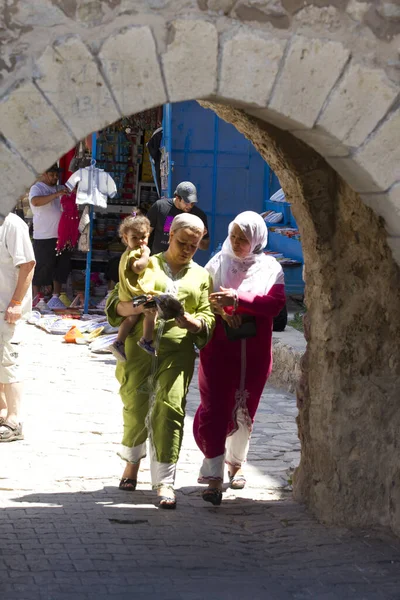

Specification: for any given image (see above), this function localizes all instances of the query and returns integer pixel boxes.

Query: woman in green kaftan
[106,214,215,509]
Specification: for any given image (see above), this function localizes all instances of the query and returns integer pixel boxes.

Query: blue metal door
[170,101,279,264]
[161,104,173,198]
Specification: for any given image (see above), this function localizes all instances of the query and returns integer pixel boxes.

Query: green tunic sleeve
[191,273,215,350]
[105,284,124,327]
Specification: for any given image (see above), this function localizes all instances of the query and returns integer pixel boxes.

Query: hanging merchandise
[78,206,91,252]
[69,140,92,171]
[146,127,162,197]
[65,164,117,210]
[56,192,80,254]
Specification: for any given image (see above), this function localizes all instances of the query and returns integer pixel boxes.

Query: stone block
[269,36,350,129]
[10,0,68,27]
[325,156,383,193]
[0,140,36,217]
[361,184,400,236]
[293,127,349,158]
[317,63,398,147]
[219,30,286,106]
[246,105,300,130]
[356,108,400,191]
[99,26,167,118]
[162,19,218,102]
[0,80,75,173]
[35,37,120,141]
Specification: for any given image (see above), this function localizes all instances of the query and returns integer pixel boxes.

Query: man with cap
[28,163,71,304]
[146,182,210,254]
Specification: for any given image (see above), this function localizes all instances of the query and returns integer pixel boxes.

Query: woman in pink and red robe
[193,211,286,505]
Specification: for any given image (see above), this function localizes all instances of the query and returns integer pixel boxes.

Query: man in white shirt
[28,164,71,302]
[0,212,35,442]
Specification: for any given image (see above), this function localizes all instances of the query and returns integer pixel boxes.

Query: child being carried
[109,213,156,362]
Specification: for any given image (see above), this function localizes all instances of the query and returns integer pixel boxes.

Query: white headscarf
[205,211,284,294]
[170,213,205,235]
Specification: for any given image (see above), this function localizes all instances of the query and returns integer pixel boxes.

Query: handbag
[222,314,257,341]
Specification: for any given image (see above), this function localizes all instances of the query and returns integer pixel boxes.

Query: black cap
[46,163,62,173]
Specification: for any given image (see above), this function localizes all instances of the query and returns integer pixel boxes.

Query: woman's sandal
[158,494,177,510]
[119,478,137,491]
[202,488,222,506]
[228,472,246,490]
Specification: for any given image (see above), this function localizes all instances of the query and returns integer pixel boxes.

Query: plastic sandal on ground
[228,472,247,490]
[0,422,24,443]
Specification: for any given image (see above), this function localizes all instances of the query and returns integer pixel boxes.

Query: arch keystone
[269,36,350,129]
[162,20,218,102]
[35,37,120,140]
[219,30,286,106]
[99,27,167,118]
[0,80,75,173]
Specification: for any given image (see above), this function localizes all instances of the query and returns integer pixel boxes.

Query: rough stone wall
[200,101,400,534]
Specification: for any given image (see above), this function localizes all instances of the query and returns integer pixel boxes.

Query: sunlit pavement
[1,324,400,599]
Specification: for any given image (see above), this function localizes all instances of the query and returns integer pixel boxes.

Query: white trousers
[118,442,176,489]
[198,408,251,482]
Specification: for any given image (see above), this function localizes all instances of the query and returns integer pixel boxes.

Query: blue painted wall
[170,101,280,265]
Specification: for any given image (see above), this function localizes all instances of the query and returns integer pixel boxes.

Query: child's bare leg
[142,311,156,343]
[110,315,140,362]
[138,309,158,356]
[117,315,139,344]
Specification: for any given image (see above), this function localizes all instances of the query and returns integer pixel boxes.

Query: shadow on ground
[2,486,400,600]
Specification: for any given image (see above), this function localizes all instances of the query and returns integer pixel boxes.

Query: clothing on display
[146,127,162,197]
[66,166,117,210]
[77,206,90,253]
[56,193,80,254]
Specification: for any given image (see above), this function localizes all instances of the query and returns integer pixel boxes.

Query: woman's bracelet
[11,299,22,305]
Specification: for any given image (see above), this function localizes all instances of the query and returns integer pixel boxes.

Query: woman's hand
[224,314,242,329]
[209,286,236,308]
[175,312,202,333]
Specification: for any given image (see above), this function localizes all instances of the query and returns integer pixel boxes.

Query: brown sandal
[202,488,222,506]
[119,478,137,491]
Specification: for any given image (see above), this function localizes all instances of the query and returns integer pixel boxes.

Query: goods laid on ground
[26,310,118,354]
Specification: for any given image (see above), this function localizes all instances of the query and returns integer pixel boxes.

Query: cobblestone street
[1,324,400,599]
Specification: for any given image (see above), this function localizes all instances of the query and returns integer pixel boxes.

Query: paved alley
[1,324,400,600]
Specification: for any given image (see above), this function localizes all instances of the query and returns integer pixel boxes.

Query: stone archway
[0,1,399,534]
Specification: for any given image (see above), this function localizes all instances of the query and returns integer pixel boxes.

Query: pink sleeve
[225,284,286,318]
